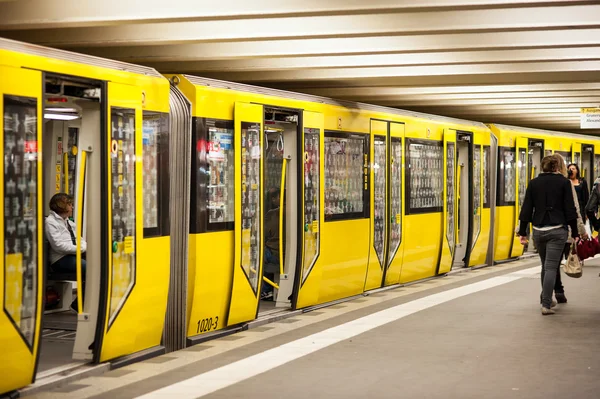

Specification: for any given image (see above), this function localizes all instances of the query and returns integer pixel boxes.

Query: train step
[18,362,109,397]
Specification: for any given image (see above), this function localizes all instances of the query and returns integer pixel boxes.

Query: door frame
[456,130,474,267]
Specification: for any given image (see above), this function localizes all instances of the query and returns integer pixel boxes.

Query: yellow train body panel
[400,213,444,283]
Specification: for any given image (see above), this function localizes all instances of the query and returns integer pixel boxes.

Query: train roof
[181,74,490,131]
[0,37,163,78]
[489,123,599,141]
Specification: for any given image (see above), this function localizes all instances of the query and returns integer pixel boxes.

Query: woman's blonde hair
[553,153,568,177]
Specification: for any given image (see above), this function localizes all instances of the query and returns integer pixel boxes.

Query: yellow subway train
[1,37,599,395]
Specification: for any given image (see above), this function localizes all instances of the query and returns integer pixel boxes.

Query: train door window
[446,141,456,254]
[405,139,443,214]
[324,132,369,221]
[142,112,170,237]
[517,147,527,210]
[302,127,320,282]
[373,136,386,266]
[497,147,516,206]
[41,75,103,373]
[582,145,594,189]
[596,154,600,184]
[190,118,235,233]
[528,141,543,182]
[472,145,481,251]
[388,137,402,265]
[483,146,491,208]
[3,95,39,348]
[260,107,300,311]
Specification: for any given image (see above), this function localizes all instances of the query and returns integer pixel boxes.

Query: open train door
[293,111,324,308]
[227,102,264,326]
[438,129,456,274]
[582,144,595,191]
[509,137,528,258]
[0,66,44,395]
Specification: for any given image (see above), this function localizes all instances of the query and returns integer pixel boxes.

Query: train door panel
[509,137,528,258]
[582,145,594,190]
[453,132,474,269]
[227,102,264,326]
[384,122,405,285]
[438,129,456,274]
[295,111,324,308]
[365,120,387,290]
[98,82,168,362]
[0,66,44,395]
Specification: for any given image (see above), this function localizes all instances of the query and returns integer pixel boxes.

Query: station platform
[22,256,600,399]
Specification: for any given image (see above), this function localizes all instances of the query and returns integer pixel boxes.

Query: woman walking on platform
[518,155,580,315]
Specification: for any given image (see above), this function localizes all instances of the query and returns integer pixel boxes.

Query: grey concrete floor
[28,259,600,399]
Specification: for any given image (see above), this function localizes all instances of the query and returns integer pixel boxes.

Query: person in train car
[46,193,87,312]
[518,154,579,315]
[262,187,282,300]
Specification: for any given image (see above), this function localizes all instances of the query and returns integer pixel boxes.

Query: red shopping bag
[576,237,600,260]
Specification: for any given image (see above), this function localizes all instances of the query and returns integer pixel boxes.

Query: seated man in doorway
[262,188,281,300]
[46,193,87,312]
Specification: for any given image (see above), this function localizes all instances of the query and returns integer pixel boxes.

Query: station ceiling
[1,0,599,134]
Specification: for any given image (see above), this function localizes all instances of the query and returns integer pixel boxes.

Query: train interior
[582,145,594,191]
[41,75,102,373]
[453,133,473,269]
[260,107,299,313]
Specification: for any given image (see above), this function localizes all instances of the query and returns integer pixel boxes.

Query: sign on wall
[580,108,600,129]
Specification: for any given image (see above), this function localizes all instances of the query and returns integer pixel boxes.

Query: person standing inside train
[518,155,579,315]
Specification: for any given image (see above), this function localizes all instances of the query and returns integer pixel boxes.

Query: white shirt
[46,210,86,265]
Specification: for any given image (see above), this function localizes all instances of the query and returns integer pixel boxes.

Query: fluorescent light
[44,113,80,121]
[45,107,78,113]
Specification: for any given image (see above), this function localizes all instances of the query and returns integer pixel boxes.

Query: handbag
[577,237,600,260]
[564,242,583,278]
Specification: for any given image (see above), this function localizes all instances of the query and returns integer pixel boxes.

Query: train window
[483,146,491,208]
[142,112,170,238]
[324,131,369,221]
[595,155,600,182]
[373,136,386,265]
[190,118,235,233]
[3,95,38,348]
[302,128,320,281]
[388,137,402,266]
[497,147,516,206]
[109,107,137,324]
[406,139,443,215]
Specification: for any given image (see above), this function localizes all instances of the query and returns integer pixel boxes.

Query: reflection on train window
[240,122,262,293]
[497,147,516,206]
[446,142,455,252]
[109,107,137,325]
[190,118,235,233]
[388,137,402,266]
[406,139,443,214]
[518,148,527,209]
[302,128,320,282]
[3,95,38,348]
[324,132,369,221]
[483,146,491,208]
[142,111,170,237]
[373,136,386,266]
[472,145,482,249]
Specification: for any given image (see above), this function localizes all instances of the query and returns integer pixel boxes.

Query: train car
[0,38,172,395]
[165,74,495,341]
[488,124,600,263]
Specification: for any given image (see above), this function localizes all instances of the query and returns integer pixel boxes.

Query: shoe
[539,295,558,308]
[541,307,555,315]
[560,259,566,265]
[260,291,273,300]
[556,292,567,303]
